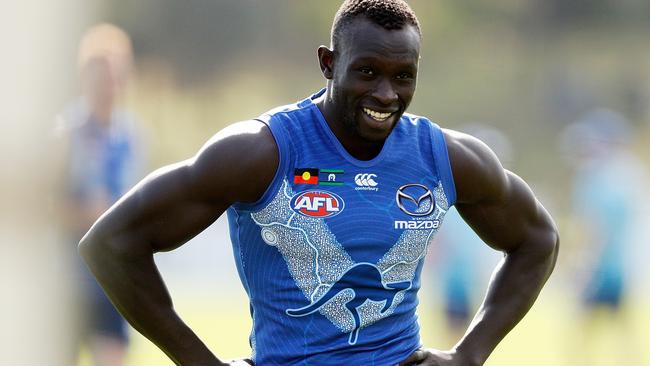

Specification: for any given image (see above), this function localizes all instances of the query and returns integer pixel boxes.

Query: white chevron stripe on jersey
[251,179,450,344]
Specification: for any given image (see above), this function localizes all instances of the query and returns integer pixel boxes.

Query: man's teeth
[363,108,392,121]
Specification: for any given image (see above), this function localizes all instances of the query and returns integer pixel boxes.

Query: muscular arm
[78,120,277,366]
[402,130,559,366]
[446,130,559,365]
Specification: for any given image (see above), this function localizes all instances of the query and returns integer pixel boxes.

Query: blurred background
[3,0,649,365]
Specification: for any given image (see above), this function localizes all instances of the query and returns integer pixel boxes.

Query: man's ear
[317,46,334,80]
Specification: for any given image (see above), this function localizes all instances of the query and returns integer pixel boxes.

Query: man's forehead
[338,17,420,59]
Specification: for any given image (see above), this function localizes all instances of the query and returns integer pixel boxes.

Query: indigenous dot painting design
[252,180,449,344]
[251,179,449,345]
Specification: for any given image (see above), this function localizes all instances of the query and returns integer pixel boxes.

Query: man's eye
[359,67,374,76]
[396,72,413,80]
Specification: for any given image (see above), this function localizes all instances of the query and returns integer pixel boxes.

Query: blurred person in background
[56,23,143,366]
[560,108,646,366]
[428,125,509,343]
[78,1,558,365]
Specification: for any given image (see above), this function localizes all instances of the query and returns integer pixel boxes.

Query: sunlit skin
[316,17,421,160]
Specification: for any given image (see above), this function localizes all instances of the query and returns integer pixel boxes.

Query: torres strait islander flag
[294,168,319,185]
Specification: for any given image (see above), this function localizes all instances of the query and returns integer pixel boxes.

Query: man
[79,1,558,365]
[59,23,142,365]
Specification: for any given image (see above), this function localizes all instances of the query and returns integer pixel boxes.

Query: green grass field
[78,288,649,366]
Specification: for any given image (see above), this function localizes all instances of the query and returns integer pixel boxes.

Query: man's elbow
[78,226,133,265]
[79,224,151,269]
[536,226,559,275]
[513,223,559,272]
[78,229,105,266]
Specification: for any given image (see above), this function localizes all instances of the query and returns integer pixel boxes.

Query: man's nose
[372,78,398,106]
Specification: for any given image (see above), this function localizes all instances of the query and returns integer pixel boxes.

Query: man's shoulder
[257,94,318,123]
[401,111,435,125]
[203,119,276,150]
[442,128,508,205]
[200,119,278,169]
[441,128,494,158]
[396,112,445,139]
[190,119,279,204]
[55,99,89,135]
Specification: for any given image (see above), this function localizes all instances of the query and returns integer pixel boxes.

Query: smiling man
[79,1,559,365]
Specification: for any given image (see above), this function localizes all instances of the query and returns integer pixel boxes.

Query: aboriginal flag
[294,168,319,185]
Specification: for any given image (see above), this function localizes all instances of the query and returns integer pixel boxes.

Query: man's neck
[89,103,113,128]
[315,96,385,161]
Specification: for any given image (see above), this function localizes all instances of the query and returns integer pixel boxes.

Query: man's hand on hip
[397,348,478,366]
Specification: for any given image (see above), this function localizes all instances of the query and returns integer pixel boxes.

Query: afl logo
[395,184,435,216]
[291,190,345,218]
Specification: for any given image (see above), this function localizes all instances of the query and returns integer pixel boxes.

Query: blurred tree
[100,0,648,87]
[106,0,336,86]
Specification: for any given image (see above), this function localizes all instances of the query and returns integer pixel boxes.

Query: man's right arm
[78,120,278,366]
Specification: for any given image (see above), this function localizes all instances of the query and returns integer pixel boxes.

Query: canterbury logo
[354,173,378,187]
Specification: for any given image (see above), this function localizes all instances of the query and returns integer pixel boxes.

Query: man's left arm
[401,130,559,366]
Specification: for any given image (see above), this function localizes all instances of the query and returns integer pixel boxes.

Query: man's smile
[362,107,394,122]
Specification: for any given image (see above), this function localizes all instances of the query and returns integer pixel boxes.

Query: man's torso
[227,90,456,365]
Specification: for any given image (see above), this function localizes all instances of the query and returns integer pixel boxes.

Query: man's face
[327,18,421,142]
[82,56,119,110]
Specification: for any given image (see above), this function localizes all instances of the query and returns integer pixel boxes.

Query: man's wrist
[451,345,486,366]
[161,326,221,366]
[176,352,221,366]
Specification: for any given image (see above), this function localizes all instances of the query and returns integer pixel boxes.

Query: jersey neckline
[307,88,398,168]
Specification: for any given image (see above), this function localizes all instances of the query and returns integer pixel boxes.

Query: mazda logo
[395,184,434,216]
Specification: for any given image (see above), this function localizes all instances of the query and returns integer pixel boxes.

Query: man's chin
[356,112,399,141]
[356,124,395,143]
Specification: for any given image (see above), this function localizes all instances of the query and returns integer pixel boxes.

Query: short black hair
[331,0,421,50]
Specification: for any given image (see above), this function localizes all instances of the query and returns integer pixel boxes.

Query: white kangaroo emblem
[252,180,449,344]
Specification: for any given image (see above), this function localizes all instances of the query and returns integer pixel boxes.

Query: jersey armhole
[430,123,457,206]
[231,115,290,212]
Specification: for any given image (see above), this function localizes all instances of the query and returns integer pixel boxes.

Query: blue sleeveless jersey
[227,89,456,365]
